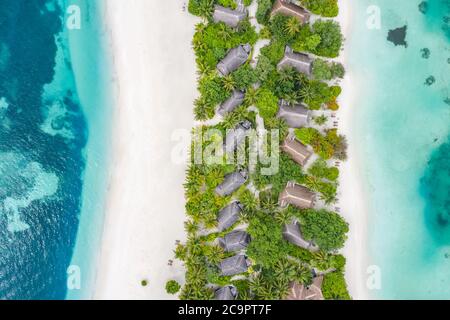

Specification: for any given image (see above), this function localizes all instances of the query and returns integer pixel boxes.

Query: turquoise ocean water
[349,0,450,299]
[0,0,111,299]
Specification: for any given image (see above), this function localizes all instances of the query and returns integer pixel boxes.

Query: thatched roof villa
[215,170,248,197]
[217,44,252,76]
[214,285,238,300]
[219,254,251,276]
[279,181,316,209]
[218,230,251,252]
[281,135,312,166]
[276,100,311,128]
[217,201,244,231]
[213,4,247,28]
[285,276,324,300]
[271,0,311,25]
[283,222,319,251]
[217,90,245,116]
[224,120,252,153]
[278,46,314,76]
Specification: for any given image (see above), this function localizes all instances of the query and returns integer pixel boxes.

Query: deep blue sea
[0,0,111,300]
[350,0,450,299]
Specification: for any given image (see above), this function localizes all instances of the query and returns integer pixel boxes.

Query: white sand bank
[94,0,197,299]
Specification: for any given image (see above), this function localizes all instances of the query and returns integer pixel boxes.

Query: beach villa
[217,44,252,76]
[281,135,313,167]
[283,222,318,251]
[217,201,244,231]
[276,100,311,128]
[214,285,238,300]
[271,0,311,24]
[224,120,252,153]
[215,170,248,197]
[218,90,245,116]
[213,4,247,28]
[279,181,316,209]
[278,46,314,76]
[286,277,324,300]
[219,255,251,276]
[218,230,251,252]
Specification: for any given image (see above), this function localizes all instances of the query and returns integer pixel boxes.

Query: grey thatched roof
[224,120,252,153]
[218,90,245,116]
[217,201,243,231]
[286,277,324,300]
[283,222,318,251]
[278,47,313,75]
[218,230,251,252]
[219,254,250,276]
[214,285,238,300]
[215,170,248,197]
[217,44,252,76]
[277,100,310,128]
[271,0,311,24]
[279,181,315,209]
[281,135,312,166]
[213,5,247,28]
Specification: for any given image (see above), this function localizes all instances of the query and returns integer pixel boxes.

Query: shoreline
[93,0,197,299]
[336,0,369,299]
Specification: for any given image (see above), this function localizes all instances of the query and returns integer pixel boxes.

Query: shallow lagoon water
[0,0,111,299]
[349,0,450,299]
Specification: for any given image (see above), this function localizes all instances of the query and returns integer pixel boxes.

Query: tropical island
[168,0,350,300]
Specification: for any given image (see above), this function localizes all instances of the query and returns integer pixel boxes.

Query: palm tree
[274,210,293,225]
[278,66,296,83]
[197,0,214,21]
[284,17,300,36]
[311,251,331,271]
[187,237,204,257]
[299,84,314,103]
[195,23,207,34]
[184,220,199,235]
[196,61,210,77]
[273,259,297,281]
[203,213,218,230]
[218,24,232,42]
[305,175,321,192]
[205,166,224,188]
[222,75,236,92]
[244,87,258,106]
[205,245,224,264]
[284,92,299,105]
[174,243,188,261]
[293,264,313,284]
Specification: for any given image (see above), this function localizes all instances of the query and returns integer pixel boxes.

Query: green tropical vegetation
[166,280,182,294]
[177,0,351,300]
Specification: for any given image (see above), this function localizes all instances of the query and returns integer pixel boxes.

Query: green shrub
[311,20,343,58]
[188,0,214,18]
[308,159,339,181]
[298,209,349,251]
[300,0,339,17]
[232,64,258,90]
[312,59,345,81]
[256,0,275,25]
[247,211,290,268]
[253,153,306,194]
[255,87,279,120]
[322,272,351,300]
[166,280,182,294]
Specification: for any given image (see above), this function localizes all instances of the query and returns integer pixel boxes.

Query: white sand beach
[93,0,197,299]
[336,0,369,300]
